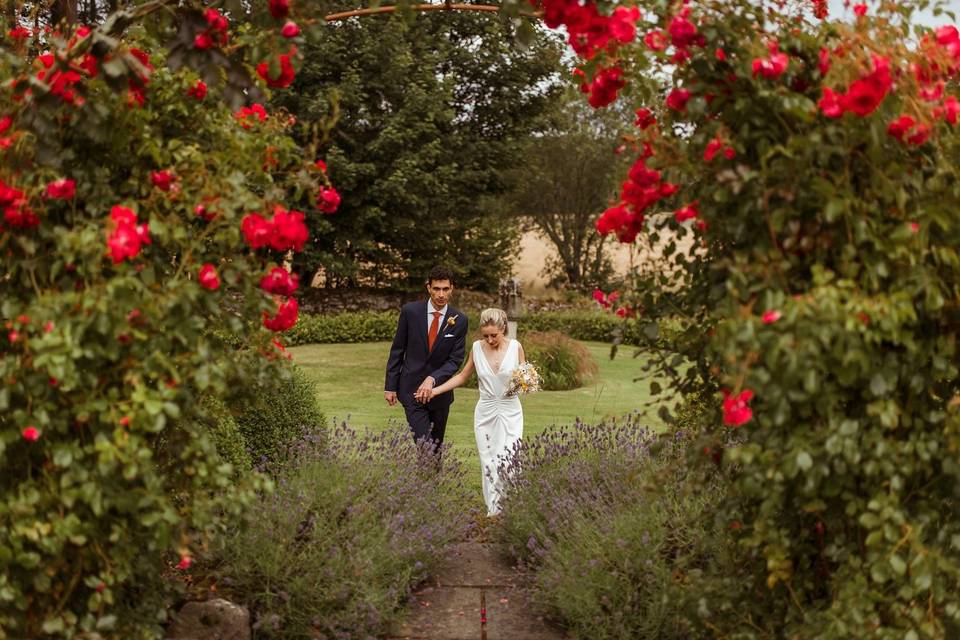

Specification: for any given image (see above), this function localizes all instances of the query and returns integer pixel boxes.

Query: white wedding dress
[472,339,523,516]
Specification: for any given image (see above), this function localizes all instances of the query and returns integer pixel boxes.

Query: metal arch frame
[324,0,542,22]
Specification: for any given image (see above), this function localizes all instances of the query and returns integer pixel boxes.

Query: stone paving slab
[389,586,481,640]
[483,586,566,640]
[437,543,522,588]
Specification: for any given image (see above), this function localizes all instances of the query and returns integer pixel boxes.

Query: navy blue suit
[385,301,468,446]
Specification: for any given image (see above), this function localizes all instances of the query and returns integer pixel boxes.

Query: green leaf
[796,451,813,472]
[889,554,907,576]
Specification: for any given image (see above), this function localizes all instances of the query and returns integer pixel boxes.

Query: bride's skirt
[474,394,523,516]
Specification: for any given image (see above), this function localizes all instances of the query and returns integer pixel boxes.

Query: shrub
[229,365,326,466]
[0,15,333,637]
[521,331,598,390]
[516,0,960,634]
[215,425,474,638]
[498,417,734,639]
[285,310,398,345]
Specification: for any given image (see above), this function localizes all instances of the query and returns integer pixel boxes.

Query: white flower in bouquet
[506,361,542,397]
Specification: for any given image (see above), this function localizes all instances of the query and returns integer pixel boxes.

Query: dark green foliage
[197,397,254,474]
[272,8,566,291]
[285,310,399,344]
[229,366,326,466]
[521,331,598,390]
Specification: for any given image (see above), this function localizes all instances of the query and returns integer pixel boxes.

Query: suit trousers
[403,398,451,450]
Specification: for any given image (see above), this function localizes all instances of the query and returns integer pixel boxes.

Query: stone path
[388,542,568,640]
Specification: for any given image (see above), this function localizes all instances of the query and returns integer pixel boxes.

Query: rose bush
[511,0,960,635]
[0,6,339,636]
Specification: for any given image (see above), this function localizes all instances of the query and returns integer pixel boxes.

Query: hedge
[283,309,679,348]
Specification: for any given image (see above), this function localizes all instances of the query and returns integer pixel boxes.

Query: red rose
[281,21,301,38]
[106,205,147,263]
[715,48,726,61]
[818,87,844,118]
[752,51,789,79]
[235,103,268,128]
[643,29,668,51]
[318,186,341,213]
[151,170,175,191]
[257,50,296,88]
[906,123,930,146]
[198,263,220,290]
[107,224,141,263]
[176,555,192,570]
[704,138,723,162]
[45,178,76,200]
[8,26,30,40]
[260,267,299,296]
[263,297,299,332]
[269,207,308,251]
[188,80,207,100]
[943,96,960,125]
[634,107,657,129]
[22,426,40,441]
[269,0,290,19]
[673,201,699,223]
[665,88,691,112]
[609,6,639,44]
[886,115,916,141]
[587,66,625,109]
[667,13,698,48]
[762,310,782,324]
[722,389,754,427]
[241,213,273,249]
[193,33,214,50]
[936,25,959,46]
[853,3,867,17]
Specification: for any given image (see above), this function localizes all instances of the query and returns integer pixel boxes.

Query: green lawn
[290,341,662,473]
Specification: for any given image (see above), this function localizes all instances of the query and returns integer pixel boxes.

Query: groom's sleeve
[384,308,407,392]
[430,316,468,385]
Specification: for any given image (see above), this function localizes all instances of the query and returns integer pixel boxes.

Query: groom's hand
[384,391,398,406]
[415,376,435,403]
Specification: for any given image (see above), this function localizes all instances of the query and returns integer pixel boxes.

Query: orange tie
[428,311,441,351]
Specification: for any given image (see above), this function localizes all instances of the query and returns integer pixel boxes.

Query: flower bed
[215,425,475,638]
[498,414,734,639]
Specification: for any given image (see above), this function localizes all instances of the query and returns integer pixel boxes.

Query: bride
[422,308,524,516]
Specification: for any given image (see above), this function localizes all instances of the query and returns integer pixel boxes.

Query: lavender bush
[498,415,734,639]
[215,424,475,639]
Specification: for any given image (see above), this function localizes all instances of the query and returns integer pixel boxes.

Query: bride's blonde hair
[479,308,509,336]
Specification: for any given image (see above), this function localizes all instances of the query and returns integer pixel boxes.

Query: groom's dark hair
[427,265,455,285]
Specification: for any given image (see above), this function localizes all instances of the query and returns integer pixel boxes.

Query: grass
[289,340,663,493]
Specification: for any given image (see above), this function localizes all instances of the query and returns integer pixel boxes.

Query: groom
[384,266,468,448]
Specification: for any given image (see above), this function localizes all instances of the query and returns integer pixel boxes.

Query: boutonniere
[446,315,459,328]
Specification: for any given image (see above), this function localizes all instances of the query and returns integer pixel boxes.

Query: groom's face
[427,279,453,309]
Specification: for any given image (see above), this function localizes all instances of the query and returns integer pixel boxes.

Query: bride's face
[481,325,503,348]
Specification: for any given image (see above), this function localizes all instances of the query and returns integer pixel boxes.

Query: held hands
[415,377,436,404]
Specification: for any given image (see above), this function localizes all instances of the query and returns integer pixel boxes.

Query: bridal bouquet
[506,361,542,397]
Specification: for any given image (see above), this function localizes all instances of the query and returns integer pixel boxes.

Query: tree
[507,88,632,289]
[272,8,566,292]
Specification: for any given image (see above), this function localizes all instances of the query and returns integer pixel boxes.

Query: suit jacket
[384,301,468,407]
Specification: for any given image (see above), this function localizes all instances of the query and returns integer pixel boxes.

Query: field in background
[290,340,663,496]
